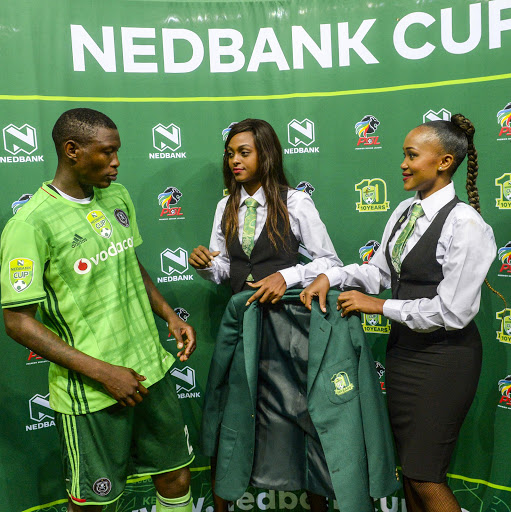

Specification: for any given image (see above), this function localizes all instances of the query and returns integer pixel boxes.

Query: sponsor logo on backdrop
[498,375,511,409]
[26,393,55,431]
[1,124,44,163]
[355,178,390,212]
[296,181,315,196]
[284,119,319,154]
[158,186,185,220]
[167,308,191,339]
[375,361,386,393]
[149,123,186,159]
[222,122,237,141]
[11,193,33,214]
[497,102,511,140]
[497,242,511,276]
[496,309,511,344]
[87,210,113,238]
[354,115,382,149]
[359,240,380,263]
[158,248,194,283]
[26,348,48,366]
[362,313,391,334]
[73,237,135,274]
[495,173,511,209]
[9,258,34,293]
[170,366,201,399]
[423,108,451,123]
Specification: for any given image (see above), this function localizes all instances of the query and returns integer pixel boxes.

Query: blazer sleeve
[200,296,243,456]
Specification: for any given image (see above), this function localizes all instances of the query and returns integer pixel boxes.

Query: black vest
[222,190,299,295]
[385,196,479,344]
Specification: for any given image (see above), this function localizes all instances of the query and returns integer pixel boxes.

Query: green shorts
[55,372,194,506]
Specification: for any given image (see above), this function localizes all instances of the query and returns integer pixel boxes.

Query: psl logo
[296,181,315,196]
[153,123,181,152]
[359,240,380,264]
[423,108,451,122]
[3,123,38,155]
[11,193,33,215]
[161,247,189,275]
[331,371,354,396]
[288,119,315,147]
[355,178,390,212]
[497,102,511,138]
[498,375,511,409]
[86,210,113,238]
[497,242,511,276]
[158,186,184,218]
[29,393,54,422]
[496,309,511,344]
[495,173,511,209]
[355,115,381,147]
[362,313,391,334]
[170,366,196,393]
[9,258,34,293]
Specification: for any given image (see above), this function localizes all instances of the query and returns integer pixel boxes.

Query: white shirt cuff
[278,267,300,288]
[322,267,346,288]
[382,299,403,323]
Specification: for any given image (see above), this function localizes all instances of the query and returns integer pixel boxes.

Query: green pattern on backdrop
[1,1,511,511]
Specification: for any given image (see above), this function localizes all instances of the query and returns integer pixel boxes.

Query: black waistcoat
[222,190,299,295]
[384,196,479,345]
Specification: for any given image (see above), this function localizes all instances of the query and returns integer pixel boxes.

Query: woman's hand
[337,290,385,317]
[245,272,287,306]
[300,274,330,313]
[188,245,220,269]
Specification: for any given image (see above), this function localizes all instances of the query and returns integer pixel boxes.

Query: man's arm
[3,304,149,406]
[138,259,196,361]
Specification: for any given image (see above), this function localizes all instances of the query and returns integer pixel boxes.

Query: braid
[450,114,507,309]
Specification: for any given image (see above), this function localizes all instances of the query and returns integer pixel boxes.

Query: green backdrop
[1,1,511,511]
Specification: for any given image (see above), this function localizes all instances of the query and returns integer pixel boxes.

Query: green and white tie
[242,198,259,281]
[391,203,424,274]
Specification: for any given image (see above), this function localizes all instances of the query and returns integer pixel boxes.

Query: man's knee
[153,467,191,498]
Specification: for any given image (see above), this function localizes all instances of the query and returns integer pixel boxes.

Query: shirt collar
[239,185,266,207]
[412,181,455,221]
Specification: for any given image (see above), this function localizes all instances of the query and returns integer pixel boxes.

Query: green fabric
[200,290,400,512]
[0,182,174,415]
[391,203,424,274]
[241,197,259,282]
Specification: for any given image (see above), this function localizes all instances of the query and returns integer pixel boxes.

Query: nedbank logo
[423,108,451,122]
[284,119,319,155]
[495,173,511,209]
[496,309,511,344]
[3,124,38,155]
[355,178,390,212]
[362,313,390,334]
[158,248,194,283]
[150,123,186,160]
[26,393,55,431]
[170,366,201,399]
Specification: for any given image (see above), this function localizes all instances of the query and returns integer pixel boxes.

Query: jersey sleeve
[120,185,143,248]
[0,219,50,308]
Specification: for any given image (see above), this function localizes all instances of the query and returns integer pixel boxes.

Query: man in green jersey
[0,108,196,511]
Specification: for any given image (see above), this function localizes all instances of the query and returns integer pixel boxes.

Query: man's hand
[169,317,197,361]
[189,245,220,269]
[300,274,330,313]
[337,290,385,317]
[99,365,149,407]
[245,272,287,306]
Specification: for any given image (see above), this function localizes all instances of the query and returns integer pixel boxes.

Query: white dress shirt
[197,186,342,288]
[323,182,496,332]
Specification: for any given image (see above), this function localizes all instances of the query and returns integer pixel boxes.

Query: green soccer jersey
[0,182,174,415]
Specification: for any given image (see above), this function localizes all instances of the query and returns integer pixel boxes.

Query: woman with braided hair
[300,114,496,512]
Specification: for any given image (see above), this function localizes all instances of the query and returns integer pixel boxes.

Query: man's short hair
[52,108,117,156]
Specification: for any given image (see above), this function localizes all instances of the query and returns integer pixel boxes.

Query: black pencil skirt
[385,321,482,482]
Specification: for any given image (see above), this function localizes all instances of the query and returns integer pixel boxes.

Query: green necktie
[242,198,259,281]
[391,203,424,274]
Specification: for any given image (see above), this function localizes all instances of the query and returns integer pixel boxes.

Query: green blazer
[201,290,400,512]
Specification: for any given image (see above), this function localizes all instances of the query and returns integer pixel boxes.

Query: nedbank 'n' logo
[495,173,511,209]
[9,258,34,292]
[288,119,315,147]
[496,309,511,344]
[362,313,391,334]
[423,108,451,123]
[331,372,354,396]
[355,178,390,212]
[153,123,181,152]
[3,124,38,155]
[86,210,113,238]
[161,247,189,276]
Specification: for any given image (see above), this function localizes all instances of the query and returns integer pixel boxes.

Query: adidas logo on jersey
[71,234,87,248]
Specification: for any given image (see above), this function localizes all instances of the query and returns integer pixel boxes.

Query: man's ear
[64,139,79,161]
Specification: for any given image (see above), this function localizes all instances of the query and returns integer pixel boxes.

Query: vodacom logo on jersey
[73,237,134,274]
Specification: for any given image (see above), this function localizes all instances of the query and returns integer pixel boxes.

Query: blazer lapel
[307,304,332,395]
[243,301,261,408]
